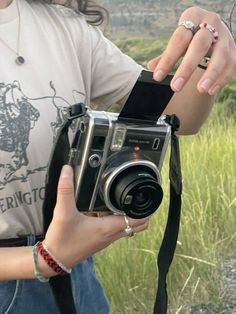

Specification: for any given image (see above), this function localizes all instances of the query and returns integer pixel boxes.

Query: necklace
[0,0,24,65]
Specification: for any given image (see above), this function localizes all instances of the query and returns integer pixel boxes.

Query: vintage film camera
[71,70,174,218]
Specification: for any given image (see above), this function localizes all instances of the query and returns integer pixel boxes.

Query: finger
[147,55,162,71]
[101,214,149,234]
[133,220,149,233]
[208,64,235,95]
[55,165,76,213]
[170,28,216,92]
[153,27,193,81]
[126,219,149,236]
[114,219,149,238]
[197,40,230,93]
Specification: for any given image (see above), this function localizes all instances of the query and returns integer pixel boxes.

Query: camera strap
[42,104,86,314]
[153,115,182,314]
[42,104,182,314]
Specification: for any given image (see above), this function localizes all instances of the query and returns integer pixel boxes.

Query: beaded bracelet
[199,23,219,43]
[32,244,49,282]
[36,241,72,275]
[42,242,72,274]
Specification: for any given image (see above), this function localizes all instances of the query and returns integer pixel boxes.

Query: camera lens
[134,191,151,208]
[109,166,163,218]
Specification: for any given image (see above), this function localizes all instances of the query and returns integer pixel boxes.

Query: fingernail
[209,85,221,95]
[61,165,73,178]
[172,77,185,91]
[200,78,212,92]
[154,69,164,81]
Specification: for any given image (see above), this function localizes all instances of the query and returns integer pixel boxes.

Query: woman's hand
[148,6,236,95]
[43,165,149,271]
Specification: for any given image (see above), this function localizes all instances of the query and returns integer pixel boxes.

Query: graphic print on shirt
[0,80,85,192]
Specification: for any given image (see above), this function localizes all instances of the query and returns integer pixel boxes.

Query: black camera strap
[153,115,182,314]
[42,104,86,314]
[42,104,182,314]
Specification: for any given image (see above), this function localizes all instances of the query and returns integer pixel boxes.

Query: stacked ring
[178,20,219,43]
[199,22,219,42]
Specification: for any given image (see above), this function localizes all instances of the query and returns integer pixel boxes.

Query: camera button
[152,138,160,150]
[89,154,101,168]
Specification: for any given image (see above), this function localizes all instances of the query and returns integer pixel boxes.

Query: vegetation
[95,38,236,313]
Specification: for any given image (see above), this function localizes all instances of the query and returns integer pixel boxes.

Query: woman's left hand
[148,6,236,95]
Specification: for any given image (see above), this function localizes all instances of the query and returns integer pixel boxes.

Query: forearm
[0,247,55,281]
[163,68,215,135]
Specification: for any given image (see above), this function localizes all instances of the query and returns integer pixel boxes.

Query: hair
[46,0,108,25]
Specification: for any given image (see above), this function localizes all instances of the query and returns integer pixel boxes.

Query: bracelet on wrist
[36,241,72,275]
[32,244,50,282]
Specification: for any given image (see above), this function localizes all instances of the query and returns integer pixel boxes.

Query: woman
[0,0,235,313]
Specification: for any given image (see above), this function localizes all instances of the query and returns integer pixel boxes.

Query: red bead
[36,241,66,275]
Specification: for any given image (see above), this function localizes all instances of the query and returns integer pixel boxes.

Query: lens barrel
[109,167,163,218]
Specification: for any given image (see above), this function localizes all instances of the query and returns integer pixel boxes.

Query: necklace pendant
[15,56,25,65]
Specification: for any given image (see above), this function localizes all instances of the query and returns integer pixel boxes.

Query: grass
[95,105,236,313]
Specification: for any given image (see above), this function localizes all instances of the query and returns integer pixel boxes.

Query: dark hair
[46,0,108,25]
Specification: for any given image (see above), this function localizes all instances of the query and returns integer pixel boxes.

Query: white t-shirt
[0,0,142,238]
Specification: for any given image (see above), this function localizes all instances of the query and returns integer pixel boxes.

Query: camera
[71,70,174,218]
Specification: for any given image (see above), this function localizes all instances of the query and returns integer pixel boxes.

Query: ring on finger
[178,20,197,34]
[129,230,136,237]
[197,23,219,43]
[123,215,134,237]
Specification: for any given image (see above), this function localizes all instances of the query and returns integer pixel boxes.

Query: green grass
[95,106,236,313]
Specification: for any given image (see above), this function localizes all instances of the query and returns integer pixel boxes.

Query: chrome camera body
[71,70,174,218]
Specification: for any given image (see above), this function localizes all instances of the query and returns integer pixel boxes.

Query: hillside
[100,0,236,38]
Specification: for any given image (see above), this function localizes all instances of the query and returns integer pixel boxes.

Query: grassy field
[95,38,236,313]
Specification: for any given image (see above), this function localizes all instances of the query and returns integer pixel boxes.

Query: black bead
[16,56,25,65]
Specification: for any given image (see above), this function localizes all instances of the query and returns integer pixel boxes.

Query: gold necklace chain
[0,0,24,65]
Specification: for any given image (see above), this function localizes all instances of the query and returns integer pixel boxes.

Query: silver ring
[123,215,134,236]
[178,20,196,34]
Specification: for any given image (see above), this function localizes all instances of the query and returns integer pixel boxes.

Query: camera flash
[110,127,127,151]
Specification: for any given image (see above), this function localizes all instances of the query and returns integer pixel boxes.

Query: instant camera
[70,70,175,218]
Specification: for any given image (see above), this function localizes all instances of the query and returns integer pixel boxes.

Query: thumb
[55,165,76,211]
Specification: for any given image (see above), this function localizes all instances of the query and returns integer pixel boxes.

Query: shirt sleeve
[88,25,143,110]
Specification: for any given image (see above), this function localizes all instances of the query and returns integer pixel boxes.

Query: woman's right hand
[42,165,149,275]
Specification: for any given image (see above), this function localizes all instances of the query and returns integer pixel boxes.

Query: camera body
[71,70,174,218]
[72,111,172,218]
